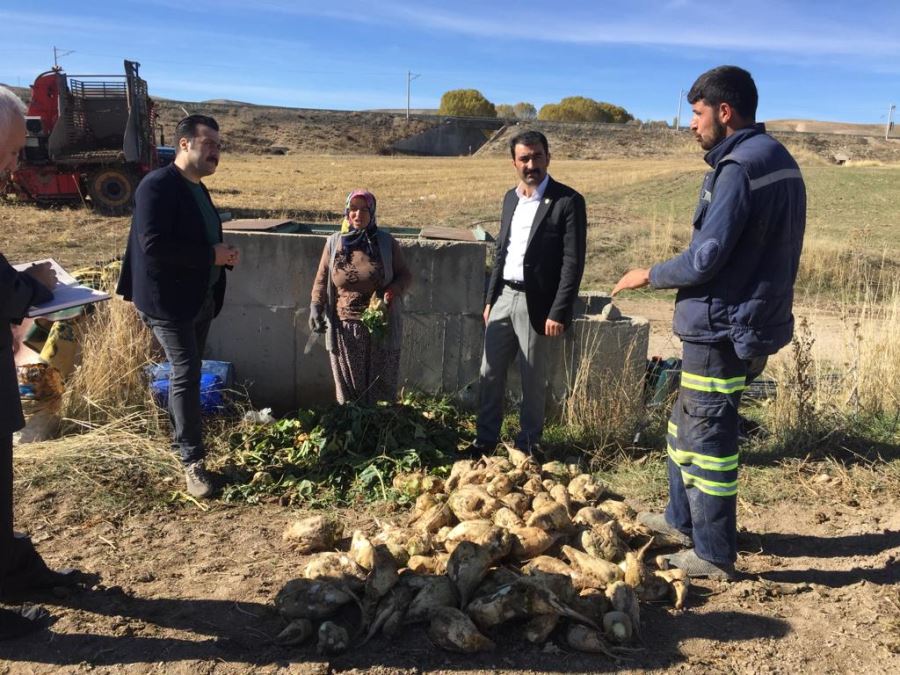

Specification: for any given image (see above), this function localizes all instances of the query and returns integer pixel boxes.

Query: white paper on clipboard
[14,258,110,318]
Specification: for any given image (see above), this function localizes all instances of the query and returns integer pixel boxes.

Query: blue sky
[1,1,898,124]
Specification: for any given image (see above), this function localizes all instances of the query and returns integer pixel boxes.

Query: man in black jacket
[117,115,239,498]
[471,130,587,456]
[1,85,91,640]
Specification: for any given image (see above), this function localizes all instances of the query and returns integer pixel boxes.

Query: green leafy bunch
[221,394,470,506]
[361,295,389,341]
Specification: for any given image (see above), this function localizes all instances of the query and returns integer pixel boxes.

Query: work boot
[184,461,214,498]
[0,605,50,641]
[662,549,736,581]
[459,441,496,460]
[637,512,693,547]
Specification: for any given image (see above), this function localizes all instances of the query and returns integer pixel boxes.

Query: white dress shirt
[501,174,550,283]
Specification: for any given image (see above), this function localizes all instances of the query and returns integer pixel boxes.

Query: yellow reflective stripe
[681,371,747,394]
[681,470,738,497]
[667,421,678,436]
[667,443,739,471]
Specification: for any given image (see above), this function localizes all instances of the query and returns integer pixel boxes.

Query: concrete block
[400,314,446,394]
[223,231,322,308]
[206,304,301,409]
[442,314,485,394]
[402,241,486,314]
[575,292,613,317]
[209,229,650,420]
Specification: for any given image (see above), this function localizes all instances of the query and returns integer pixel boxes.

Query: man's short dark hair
[509,130,549,157]
[175,114,219,145]
[687,66,758,121]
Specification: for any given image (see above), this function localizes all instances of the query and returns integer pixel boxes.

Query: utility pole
[52,46,75,69]
[406,70,421,120]
[675,88,685,131]
[886,104,896,140]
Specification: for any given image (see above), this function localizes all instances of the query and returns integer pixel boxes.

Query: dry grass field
[6,151,897,303]
[3,143,899,672]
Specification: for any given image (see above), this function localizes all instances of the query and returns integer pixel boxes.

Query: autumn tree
[538,96,633,123]
[495,103,516,118]
[439,89,497,117]
[513,102,537,119]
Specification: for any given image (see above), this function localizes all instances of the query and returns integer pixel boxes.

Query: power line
[675,88,684,130]
[406,70,421,120]
[52,46,75,68]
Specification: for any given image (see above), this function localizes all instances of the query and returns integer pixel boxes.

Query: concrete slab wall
[209,231,487,411]
[392,119,502,156]
[208,230,649,416]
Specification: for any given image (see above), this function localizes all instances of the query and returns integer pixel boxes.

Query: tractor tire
[86,167,137,216]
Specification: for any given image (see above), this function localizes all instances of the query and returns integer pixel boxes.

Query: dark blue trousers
[139,294,215,465]
[664,341,766,565]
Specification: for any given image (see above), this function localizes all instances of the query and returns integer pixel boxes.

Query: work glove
[308,305,327,334]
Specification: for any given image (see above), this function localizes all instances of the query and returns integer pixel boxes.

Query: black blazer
[485,177,587,334]
[0,253,52,434]
[116,164,226,322]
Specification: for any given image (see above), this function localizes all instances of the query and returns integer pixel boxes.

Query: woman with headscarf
[309,190,412,404]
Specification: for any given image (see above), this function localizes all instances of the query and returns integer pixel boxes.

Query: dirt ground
[1,475,897,674]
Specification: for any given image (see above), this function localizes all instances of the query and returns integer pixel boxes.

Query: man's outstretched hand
[611,268,650,297]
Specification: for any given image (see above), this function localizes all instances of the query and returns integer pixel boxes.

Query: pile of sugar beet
[275,446,689,657]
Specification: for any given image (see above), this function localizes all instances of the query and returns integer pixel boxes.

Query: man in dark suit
[117,114,239,498]
[1,85,92,640]
[471,130,587,456]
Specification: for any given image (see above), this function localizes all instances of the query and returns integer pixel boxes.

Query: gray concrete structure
[209,230,649,417]
[392,117,505,156]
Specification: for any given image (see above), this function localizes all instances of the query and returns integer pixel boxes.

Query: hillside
[3,81,898,162]
[152,100,439,155]
[476,119,900,163]
[766,118,887,136]
[152,102,900,162]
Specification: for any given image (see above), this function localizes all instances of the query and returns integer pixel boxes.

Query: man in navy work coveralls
[612,66,806,579]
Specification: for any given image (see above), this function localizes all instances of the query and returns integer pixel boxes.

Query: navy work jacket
[650,124,806,359]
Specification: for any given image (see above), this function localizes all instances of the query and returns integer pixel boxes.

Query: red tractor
[4,60,171,215]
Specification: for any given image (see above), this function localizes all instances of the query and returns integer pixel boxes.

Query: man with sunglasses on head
[118,115,240,499]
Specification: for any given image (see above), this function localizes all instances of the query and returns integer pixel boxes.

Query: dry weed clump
[62,293,160,430]
[767,282,900,448]
[841,282,900,417]
[14,272,178,510]
[797,239,897,304]
[13,414,181,511]
[563,323,645,455]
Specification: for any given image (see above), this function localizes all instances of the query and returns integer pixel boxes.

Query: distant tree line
[439,89,632,124]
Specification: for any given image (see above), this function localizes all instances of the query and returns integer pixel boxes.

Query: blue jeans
[664,341,766,565]
[140,294,215,465]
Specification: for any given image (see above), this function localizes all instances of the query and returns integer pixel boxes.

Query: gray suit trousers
[476,285,550,449]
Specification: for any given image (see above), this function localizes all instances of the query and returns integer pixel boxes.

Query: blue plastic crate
[147,360,234,415]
